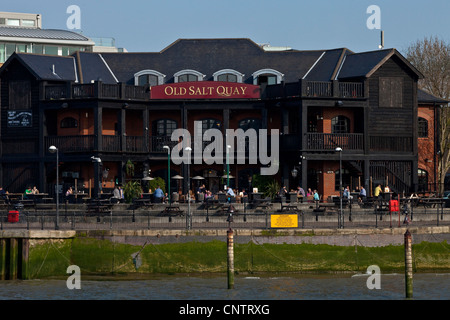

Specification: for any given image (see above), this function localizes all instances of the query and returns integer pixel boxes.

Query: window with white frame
[252,68,284,85]
[134,70,166,86]
[174,69,204,83]
[213,69,244,83]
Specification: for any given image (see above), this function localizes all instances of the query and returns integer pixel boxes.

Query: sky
[2,0,450,54]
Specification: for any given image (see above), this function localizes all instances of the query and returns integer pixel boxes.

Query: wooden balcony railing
[265,80,365,99]
[42,81,149,101]
[306,133,364,151]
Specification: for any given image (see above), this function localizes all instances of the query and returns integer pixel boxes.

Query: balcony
[265,80,365,99]
[45,135,148,153]
[42,82,149,101]
[306,133,364,151]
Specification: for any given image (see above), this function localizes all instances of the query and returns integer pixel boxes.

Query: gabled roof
[100,38,326,84]
[74,51,118,84]
[0,52,78,81]
[337,49,424,80]
[418,89,448,104]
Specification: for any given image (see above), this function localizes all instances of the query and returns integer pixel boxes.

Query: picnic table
[131,198,154,209]
[86,199,114,214]
[251,198,273,211]
[280,204,299,212]
[160,204,184,216]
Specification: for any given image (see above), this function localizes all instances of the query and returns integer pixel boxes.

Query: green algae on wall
[25,237,450,279]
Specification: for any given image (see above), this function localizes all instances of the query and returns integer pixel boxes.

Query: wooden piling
[9,238,18,280]
[404,229,413,299]
[0,239,6,280]
[227,229,234,289]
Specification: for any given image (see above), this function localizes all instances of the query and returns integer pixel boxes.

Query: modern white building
[0,11,125,64]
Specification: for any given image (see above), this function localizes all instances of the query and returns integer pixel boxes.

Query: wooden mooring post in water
[404,229,413,299]
[227,228,234,289]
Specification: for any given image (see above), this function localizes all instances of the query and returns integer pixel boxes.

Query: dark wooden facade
[0,40,427,200]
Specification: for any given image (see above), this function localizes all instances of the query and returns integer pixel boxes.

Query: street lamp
[163,145,171,203]
[226,145,231,188]
[185,146,192,229]
[335,147,343,229]
[48,145,59,230]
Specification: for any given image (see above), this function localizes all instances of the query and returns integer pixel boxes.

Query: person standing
[154,186,164,203]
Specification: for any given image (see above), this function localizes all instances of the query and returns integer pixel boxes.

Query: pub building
[0,38,442,201]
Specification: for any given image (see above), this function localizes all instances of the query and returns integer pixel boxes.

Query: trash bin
[8,203,23,223]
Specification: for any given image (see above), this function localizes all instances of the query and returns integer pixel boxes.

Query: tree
[405,36,450,194]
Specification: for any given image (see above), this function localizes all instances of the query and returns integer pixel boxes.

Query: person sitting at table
[226,186,235,203]
[23,186,32,199]
[31,186,39,194]
[154,186,164,203]
[0,186,9,203]
[65,187,73,200]
[358,186,367,202]
[374,184,382,198]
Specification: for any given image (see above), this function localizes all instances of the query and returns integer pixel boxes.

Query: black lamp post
[49,145,59,230]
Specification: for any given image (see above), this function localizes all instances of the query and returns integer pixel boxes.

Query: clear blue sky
[3,0,450,54]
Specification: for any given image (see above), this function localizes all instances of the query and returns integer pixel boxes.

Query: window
[134,70,165,86]
[238,118,261,131]
[139,74,158,86]
[418,117,428,138]
[331,116,350,134]
[213,69,244,83]
[6,19,20,26]
[174,69,204,83]
[9,81,31,110]
[379,77,403,108]
[418,169,428,192]
[152,119,177,136]
[202,119,221,131]
[252,69,284,85]
[22,19,35,27]
[44,45,58,55]
[60,117,78,128]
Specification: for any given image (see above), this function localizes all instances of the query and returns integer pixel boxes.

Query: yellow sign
[270,214,298,228]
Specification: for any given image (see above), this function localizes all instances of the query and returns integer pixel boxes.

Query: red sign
[150,81,260,100]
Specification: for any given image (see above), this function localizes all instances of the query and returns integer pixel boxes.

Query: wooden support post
[404,229,413,299]
[0,239,6,280]
[9,238,18,280]
[227,229,234,289]
[20,238,29,280]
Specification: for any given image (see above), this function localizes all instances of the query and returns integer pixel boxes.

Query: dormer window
[252,68,284,85]
[174,69,205,83]
[213,69,244,83]
[134,70,165,86]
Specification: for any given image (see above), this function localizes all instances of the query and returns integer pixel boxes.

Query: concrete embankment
[1,226,449,279]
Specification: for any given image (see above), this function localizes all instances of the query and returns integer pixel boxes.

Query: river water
[0,273,448,300]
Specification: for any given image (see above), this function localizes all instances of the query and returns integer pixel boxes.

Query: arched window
[331,116,350,134]
[152,119,177,136]
[174,69,205,83]
[134,70,165,86]
[213,69,244,83]
[252,68,284,85]
[60,117,78,128]
[418,117,428,138]
[418,169,428,192]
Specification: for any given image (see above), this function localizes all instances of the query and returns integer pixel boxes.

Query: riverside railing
[1,205,447,231]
